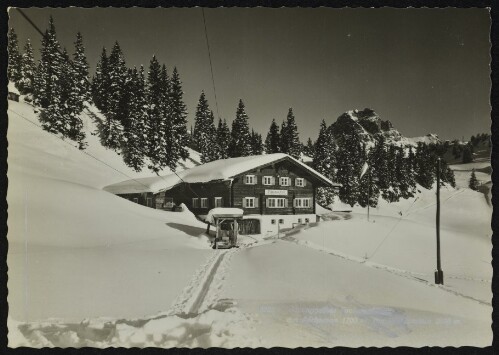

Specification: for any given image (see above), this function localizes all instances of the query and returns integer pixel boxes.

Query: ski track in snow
[165,247,240,317]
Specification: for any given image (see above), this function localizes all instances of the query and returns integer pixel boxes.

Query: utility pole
[367,168,370,222]
[435,158,444,285]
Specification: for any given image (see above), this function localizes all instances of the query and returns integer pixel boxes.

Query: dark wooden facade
[161,159,318,216]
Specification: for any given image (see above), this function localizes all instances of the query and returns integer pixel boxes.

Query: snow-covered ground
[7,98,492,347]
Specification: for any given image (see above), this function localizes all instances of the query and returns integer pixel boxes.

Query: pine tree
[102,41,127,150]
[358,143,380,208]
[382,144,401,202]
[146,55,163,169]
[303,138,315,157]
[122,66,148,171]
[91,47,110,113]
[7,27,22,85]
[415,142,436,189]
[193,92,218,163]
[280,108,302,159]
[72,32,91,104]
[168,67,190,165]
[264,119,281,154]
[229,99,252,157]
[250,129,264,155]
[60,48,85,147]
[462,143,473,163]
[18,39,36,95]
[469,169,479,191]
[34,16,63,110]
[313,120,337,207]
[216,118,231,159]
[336,131,363,206]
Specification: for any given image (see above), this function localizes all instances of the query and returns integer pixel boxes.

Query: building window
[214,197,223,208]
[201,198,208,208]
[133,198,139,203]
[266,198,287,208]
[271,219,276,225]
[279,219,284,224]
[298,218,302,223]
[279,177,290,186]
[263,176,275,185]
[244,197,258,208]
[295,178,305,187]
[305,218,310,223]
[146,198,153,207]
[245,175,257,185]
[294,197,312,208]
[192,198,199,208]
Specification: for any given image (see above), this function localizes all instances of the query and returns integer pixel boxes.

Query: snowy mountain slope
[8,99,201,190]
[7,99,212,323]
[329,108,444,149]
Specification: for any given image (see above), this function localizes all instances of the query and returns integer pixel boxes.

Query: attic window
[245,175,257,185]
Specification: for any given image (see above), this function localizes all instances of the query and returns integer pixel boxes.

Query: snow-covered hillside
[7,98,492,347]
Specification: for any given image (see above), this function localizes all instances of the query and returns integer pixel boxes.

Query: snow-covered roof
[8,82,20,95]
[205,208,244,224]
[103,153,340,195]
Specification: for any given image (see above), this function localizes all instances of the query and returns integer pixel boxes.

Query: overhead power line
[201,8,220,119]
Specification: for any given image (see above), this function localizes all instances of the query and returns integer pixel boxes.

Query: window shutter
[294,178,298,186]
[309,197,313,207]
[263,198,266,207]
[293,199,297,207]
[254,176,258,185]
[220,197,224,207]
[284,198,288,208]
[255,198,259,207]
[303,179,307,187]
[271,176,276,185]
[244,176,248,185]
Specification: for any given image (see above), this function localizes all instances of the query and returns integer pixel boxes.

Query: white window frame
[214,197,223,208]
[279,219,284,224]
[266,197,287,208]
[245,175,257,185]
[263,176,274,186]
[192,198,199,208]
[271,219,276,225]
[201,198,208,208]
[294,197,312,208]
[305,218,310,223]
[279,177,290,186]
[295,178,305,187]
[244,197,255,208]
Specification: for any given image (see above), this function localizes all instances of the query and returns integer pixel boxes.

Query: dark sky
[8,7,490,141]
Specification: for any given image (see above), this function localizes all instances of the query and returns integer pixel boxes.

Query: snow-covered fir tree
[18,39,36,95]
[101,41,127,150]
[122,66,148,171]
[357,143,380,208]
[229,99,253,157]
[469,169,479,191]
[313,120,337,207]
[414,142,435,189]
[60,48,86,148]
[193,92,218,163]
[303,138,315,157]
[394,146,415,200]
[7,27,22,86]
[279,108,302,159]
[250,129,264,155]
[34,16,62,110]
[216,118,231,159]
[167,67,190,167]
[264,119,281,154]
[72,32,91,104]
[91,47,110,113]
[336,131,364,206]
[382,145,401,202]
